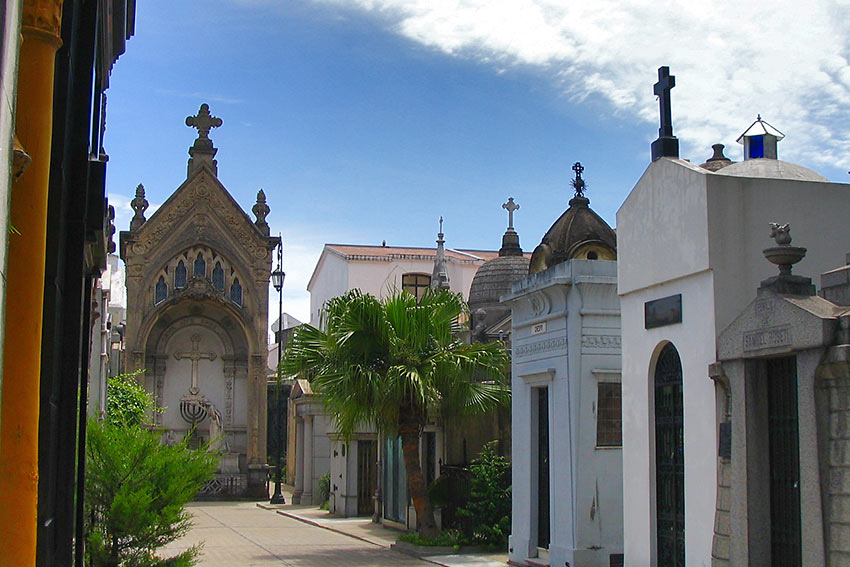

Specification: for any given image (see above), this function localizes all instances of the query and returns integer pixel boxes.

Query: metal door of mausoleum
[655,343,684,567]
[766,356,801,567]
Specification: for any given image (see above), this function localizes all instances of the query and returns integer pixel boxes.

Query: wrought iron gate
[357,440,377,516]
[655,343,684,567]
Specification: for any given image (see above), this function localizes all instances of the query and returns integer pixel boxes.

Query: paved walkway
[160,495,508,567]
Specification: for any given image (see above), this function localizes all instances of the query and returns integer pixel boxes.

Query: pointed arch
[175,260,187,288]
[194,252,206,277]
[155,276,168,304]
[212,262,225,290]
[230,278,243,306]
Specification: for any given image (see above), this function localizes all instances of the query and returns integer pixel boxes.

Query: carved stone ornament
[22,0,63,42]
[174,276,228,304]
[130,184,149,231]
[529,292,550,316]
[252,190,270,228]
[130,177,268,261]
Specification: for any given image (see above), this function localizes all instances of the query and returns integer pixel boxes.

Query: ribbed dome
[469,255,530,308]
[716,158,827,182]
[529,195,616,274]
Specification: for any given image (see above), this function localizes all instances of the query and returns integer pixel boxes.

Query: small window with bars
[596,382,622,447]
[402,273,431,301]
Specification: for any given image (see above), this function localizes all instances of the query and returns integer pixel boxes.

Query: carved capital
[22,0,63,45]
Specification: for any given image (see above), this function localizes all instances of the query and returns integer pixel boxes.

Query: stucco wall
[619,271,718,566]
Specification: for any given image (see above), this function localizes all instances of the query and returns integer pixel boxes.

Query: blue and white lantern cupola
[736,115,785,160]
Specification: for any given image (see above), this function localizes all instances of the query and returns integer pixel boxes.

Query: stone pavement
[160,495,508,567]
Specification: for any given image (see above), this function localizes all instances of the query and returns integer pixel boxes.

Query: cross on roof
[502,197,519,230]
[654,66,675,138]
[185,103,222,140]
[571,162,587,198]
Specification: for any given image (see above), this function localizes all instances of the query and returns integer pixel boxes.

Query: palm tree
[281,288,510,538]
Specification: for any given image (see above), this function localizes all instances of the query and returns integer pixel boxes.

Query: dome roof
[469,255,530,308]
[529,195,616,274]
[716,158,828,182]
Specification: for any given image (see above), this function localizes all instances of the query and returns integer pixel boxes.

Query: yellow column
[0,1,62,566]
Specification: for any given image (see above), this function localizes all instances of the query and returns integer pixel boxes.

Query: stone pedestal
[246,463,268,499]
[218,453,240,475]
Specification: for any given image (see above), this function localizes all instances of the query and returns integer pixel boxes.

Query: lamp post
[270,237,286,504]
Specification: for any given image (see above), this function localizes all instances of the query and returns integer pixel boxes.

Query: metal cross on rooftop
[502,197,519,230]
[185,103,222,139]
[572,162,587,198]
[654,67,675,138]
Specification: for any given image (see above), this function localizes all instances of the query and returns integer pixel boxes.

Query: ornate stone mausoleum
[120,104,278,498]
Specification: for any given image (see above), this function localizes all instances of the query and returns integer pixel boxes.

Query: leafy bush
[455,441,511,547]
[398,529,464,548]
[106,370,162,427]
[84,374,218,566]
[318,471,331,509]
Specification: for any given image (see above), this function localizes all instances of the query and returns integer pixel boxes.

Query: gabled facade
[120,105,278,498]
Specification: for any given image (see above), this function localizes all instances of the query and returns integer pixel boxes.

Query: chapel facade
[120,104,278,498]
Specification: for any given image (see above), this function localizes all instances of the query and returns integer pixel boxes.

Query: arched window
[174,260,187,288]
[193,252,206,278]
[212,262,225,290]
[155,276,167,304]
[230,278,242,306]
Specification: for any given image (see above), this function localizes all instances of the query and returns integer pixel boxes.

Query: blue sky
[105,0,850,323]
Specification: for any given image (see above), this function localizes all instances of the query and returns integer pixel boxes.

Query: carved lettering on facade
[743,326,791,351]
[515,336,567,358]
[581,334,622,351]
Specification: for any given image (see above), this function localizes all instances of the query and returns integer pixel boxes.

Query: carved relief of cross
[502,197,519,229]
[185,103,222,139]
[174,334,217,392]
[654,66,675,137]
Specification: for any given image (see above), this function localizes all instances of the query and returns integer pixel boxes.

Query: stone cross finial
[571,162,587,198]
[502,197,519,230]
[174,334,217,393]
[185,103,222,140]
[130,183,148,231]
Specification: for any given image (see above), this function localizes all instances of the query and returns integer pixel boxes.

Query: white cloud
[316,0,850,170]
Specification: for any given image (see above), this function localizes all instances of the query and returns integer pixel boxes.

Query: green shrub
[318,471,331,509]
[106,370,162,427]
[398,529,464,548]
[84,373,218,566]
[455,441,511,547]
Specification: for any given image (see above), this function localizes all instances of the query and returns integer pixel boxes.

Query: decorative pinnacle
[252,189,270,232]
[186,103,222,140]
[130,183,149,231]
[502,197,519,230]
[571,162,587,198]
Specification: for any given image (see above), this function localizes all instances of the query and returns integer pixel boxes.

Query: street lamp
[270,237,286,504]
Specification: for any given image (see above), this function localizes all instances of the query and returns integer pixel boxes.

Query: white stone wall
[507,259,622,567]
[617,156,850,567]
[619,270,718,566]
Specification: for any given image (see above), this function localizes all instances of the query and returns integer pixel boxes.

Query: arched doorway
[654,342,684,567]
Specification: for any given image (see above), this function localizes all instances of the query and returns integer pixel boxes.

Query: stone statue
[203,400,229,454]
[769,222,792,246]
